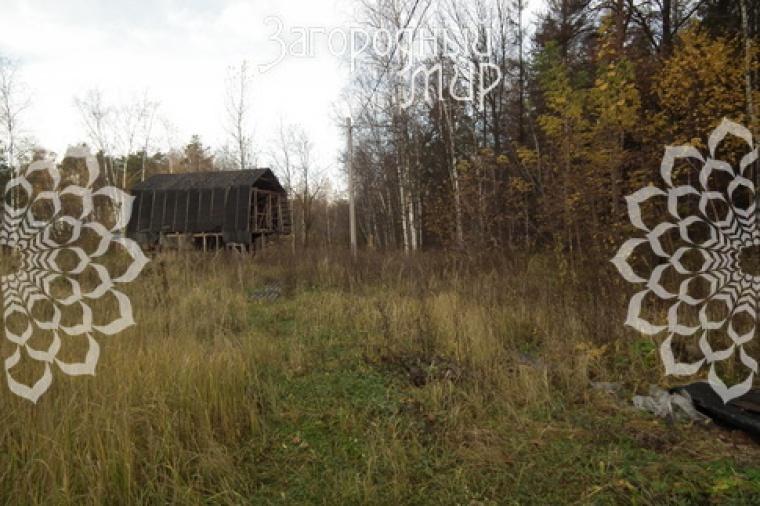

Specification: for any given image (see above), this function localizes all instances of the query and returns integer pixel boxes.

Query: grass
[0,246,759,504]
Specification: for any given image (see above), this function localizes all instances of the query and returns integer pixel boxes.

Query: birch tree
[271,123,325,249]
[74,89,115,185]
[0,55,31,171]
[224,60,255,170]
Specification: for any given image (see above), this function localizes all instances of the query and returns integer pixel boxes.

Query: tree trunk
[739,0,756,129]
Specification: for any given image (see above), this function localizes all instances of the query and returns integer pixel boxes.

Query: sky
[1,0,545,186]
[1,0,354,177]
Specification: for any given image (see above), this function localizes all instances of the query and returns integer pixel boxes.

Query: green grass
[0,248,759,504]
[242,290,760,505]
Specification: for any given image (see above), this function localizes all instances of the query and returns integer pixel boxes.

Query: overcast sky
[1,0,353,176]
[2,0,545,185]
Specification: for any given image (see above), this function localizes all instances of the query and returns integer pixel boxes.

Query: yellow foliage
[516,146,538,166]
[652,23,750,143]
[510,177,533,193]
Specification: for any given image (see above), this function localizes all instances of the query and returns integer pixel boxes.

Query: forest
[1,0,755,256]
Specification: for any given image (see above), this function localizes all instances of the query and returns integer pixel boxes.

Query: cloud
[1,0,348,176]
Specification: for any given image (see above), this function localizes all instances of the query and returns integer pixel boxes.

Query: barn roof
[131,168,284,193]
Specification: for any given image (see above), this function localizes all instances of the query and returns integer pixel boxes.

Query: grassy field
[1,247,759,504]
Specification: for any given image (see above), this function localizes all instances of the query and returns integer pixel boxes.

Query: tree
[626,0,707,54]
[270,120,297,251]
[270,123,325,249]
[535,42,591,251]
[0,55,31,171]
[114,91,160,189]
[159,117,183,174]
[135,92,160,183]
[588,15,641,223]
[652,24,751,145]
[180,135,215,173]
[224,60,255,170]
[535,0,597,64]
[74,89,115,185]
[293,128,325,249]
[350,0,446,251]
[75,89,160,188]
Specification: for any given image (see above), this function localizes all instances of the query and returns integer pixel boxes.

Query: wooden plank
[253,188,258,232]
[267,193,273,229]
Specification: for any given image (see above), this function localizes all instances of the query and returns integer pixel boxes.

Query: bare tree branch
[0,55,31,170]
[224,60,255,170]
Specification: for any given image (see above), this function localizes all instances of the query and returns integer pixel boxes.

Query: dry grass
[0,245,757,504]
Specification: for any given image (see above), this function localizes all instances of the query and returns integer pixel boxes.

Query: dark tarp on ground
[676,382,760,438]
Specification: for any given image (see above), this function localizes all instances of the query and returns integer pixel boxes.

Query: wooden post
[253,189,258,232]
[267,193,273,230]
[277,194,283,232]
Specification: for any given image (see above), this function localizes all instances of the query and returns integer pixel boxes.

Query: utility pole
[346,117,357,258]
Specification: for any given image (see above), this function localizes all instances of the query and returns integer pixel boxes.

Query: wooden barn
[127,169,291,251]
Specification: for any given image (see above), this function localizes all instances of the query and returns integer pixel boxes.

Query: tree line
[345,0,758,256]
[1,0,757,254]
[0,57,337,249]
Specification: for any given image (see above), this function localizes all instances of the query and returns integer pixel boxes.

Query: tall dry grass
[0,252,284,503]
[0,245,687,503]
[257,247,640,417]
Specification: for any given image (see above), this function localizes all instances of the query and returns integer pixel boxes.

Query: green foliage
[532,20,645,253]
